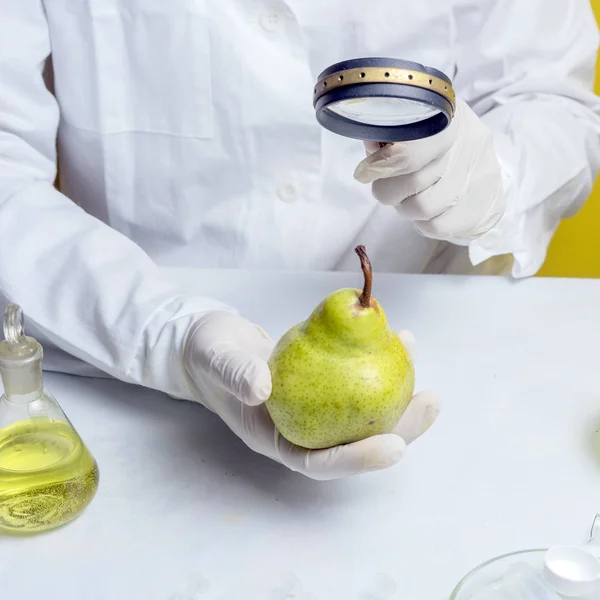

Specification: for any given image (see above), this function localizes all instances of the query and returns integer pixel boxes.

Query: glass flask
[0,304,99,535]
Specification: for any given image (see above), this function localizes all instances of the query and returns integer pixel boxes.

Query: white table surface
[2,269,600,600]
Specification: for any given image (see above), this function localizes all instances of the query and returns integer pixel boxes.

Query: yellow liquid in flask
[0,418,99,534]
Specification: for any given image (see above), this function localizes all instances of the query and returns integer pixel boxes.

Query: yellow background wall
[537,0,600,277]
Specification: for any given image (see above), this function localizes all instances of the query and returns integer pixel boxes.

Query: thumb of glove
[353,111,459,184]
[184,312,274,407]
[203,344,272,406]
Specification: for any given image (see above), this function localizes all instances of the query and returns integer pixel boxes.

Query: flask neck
[0,337,44,402]
[0,305,44,403]
[1,386,44,404]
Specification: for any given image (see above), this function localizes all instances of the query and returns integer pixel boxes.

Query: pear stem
[355,245,372,308]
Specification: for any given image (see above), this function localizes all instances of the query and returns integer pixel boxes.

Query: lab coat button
[277,181,300,203]
[260,9,281,32]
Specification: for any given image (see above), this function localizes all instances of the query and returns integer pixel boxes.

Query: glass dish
[451,516,600,599]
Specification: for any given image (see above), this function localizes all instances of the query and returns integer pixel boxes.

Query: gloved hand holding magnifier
[314,56,507,246]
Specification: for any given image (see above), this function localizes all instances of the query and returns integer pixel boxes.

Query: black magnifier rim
[313,57,455,143]
[315,84,453,143]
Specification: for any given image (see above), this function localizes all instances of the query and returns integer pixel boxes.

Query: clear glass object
[451,514,600,600]
[0,304,99,535]
[326,96,441,126]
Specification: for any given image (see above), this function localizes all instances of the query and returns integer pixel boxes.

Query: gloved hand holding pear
[266,245,438,451]
[183,244,438,480]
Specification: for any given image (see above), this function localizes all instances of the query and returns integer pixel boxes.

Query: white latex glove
[182,311,439,481]
[354,98,506,243]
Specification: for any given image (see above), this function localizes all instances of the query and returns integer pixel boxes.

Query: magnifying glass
[313,57,456,144]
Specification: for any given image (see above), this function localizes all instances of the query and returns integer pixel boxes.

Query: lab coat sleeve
[454,0,600,277]
[0,1,233,400]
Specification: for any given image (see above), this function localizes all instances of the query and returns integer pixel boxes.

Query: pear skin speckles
[265,312,415,450]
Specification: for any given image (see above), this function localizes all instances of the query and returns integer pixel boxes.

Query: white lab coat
[1,0,600,397]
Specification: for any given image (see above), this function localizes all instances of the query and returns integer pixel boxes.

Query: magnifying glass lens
[313,58,455,142]
[326,97,441,127]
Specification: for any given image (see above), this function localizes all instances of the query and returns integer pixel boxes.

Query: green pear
[266,245,415,450]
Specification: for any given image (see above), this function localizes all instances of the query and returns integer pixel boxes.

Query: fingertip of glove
[244,387,272,406]
[240,359,273,406]
[420,391,441,429]
[393,390,440,443]
[354,145,403,184]
[413,390,441,420]
[357,433,406,472]
[353,163,375,184]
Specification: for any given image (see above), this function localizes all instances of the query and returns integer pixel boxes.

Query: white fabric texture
[182,311,439,480]
[0,0,599,396]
